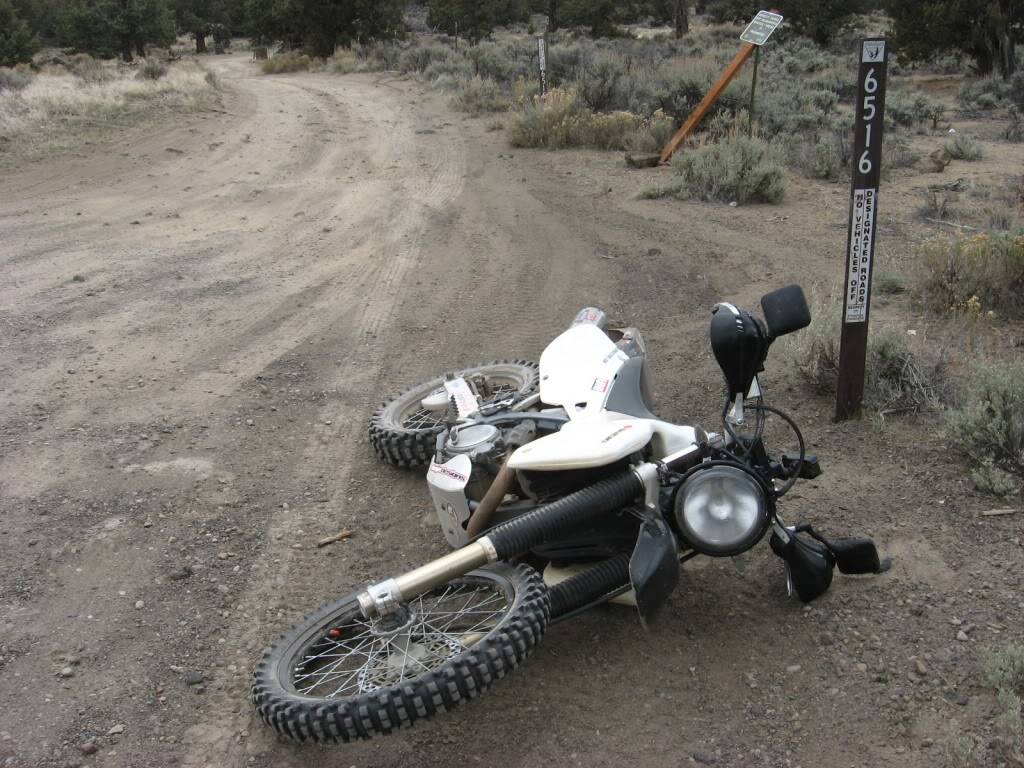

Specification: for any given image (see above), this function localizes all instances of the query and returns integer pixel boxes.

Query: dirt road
[2,56,1020,768]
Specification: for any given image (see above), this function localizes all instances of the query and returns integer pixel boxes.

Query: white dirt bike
[252,285,886,743]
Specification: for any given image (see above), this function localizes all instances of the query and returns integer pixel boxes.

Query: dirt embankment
[1,56,1021,768]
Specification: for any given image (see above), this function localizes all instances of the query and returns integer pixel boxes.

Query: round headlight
[674,465,769,556]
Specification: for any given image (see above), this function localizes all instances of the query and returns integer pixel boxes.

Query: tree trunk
[120,0,133,61]
[997,29,1016,78]
[195,31,207,54]
[135,39,146,58]
[547,0,558,32]
[674,0,688,38]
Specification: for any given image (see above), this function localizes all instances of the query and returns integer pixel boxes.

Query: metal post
[836,39,888,421]
[748,46,760,136]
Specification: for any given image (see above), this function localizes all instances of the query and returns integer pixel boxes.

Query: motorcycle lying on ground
[252,285,887,744]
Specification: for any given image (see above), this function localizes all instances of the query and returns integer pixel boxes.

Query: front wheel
[251,563,549,743]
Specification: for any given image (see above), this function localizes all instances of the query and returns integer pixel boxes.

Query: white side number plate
[444,377,479,417]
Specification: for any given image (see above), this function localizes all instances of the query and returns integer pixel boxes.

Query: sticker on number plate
[444,377,480,417]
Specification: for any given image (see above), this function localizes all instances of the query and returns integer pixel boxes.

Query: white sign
[537,36,547,95]
[845,187,877,323]
[444,377,479,417]
[740,11,784,46]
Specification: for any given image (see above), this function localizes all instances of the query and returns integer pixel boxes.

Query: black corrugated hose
[548,552,632,620]
[485,471,643,560]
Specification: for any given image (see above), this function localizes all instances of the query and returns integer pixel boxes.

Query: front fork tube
[357,537,499,619]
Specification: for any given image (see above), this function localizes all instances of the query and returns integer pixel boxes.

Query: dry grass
[0,59,219,160]
[916,233,1024,319]
[261,52,313,74]
[780,294,948,415]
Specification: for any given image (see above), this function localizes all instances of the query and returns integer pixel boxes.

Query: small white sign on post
[845,187,877,323]
[537,36,547,96]
[740,10,784,46]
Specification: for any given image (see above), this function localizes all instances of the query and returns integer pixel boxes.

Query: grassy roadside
[0,56,221,163]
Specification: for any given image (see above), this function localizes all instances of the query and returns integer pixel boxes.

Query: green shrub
[626,110,675,153]
[450,77,510,115]
[650,135,785,205]
[985,645,1024,693]
[509,88,641,150]
[546,40,597,85]
[261,52,313,74]
[779,131,848,180]
[137,58,167,81]
[886,90,944,131]
[781,296,946,414]
[465,42,516,83]
[942,721,980,768]
[0,64,32,91]
[944,132,983,161]
[994,688,1024,757]
[874,270,907,295]
[1010,71,1024,109]
[882,134,920,170]
[67,53,109,83]
[947,362,1024,495]
[916,233,1024,318]
[422,57,473,82]
[575,58,625,112]
[356,41,403,71]
[1007,107,1024,143]
[398,42,452,74]
[959,77,1012,112]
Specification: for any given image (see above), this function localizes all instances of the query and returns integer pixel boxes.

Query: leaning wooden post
[659,10,783,164]
[659,44,754,164]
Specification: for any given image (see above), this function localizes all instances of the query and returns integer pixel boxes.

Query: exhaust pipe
[358,470,645,618]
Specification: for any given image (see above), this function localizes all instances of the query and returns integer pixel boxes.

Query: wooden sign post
[537,36,548,97]
[836,39,888,421]
[659,10,782,164]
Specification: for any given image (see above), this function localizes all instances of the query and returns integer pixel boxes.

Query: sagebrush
[509,88,644,150]
[261,52,313,75]
[944,133,983,161]
[781,296,946,414]
[916,233,1024,318]
[946,363,1024,495]
[644,134,785,205]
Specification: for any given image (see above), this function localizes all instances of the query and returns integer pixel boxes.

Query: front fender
[629,516,680,627]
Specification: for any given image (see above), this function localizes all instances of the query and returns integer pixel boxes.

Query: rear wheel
[251,563,549,743]
[368,360,539,468]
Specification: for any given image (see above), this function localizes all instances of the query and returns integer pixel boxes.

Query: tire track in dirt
[174,65,467,768]
[0,64,464,501]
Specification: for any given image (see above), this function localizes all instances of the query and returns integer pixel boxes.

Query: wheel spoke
[287,580,511,698]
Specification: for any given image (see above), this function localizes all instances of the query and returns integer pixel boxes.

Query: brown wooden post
[659,43,755,164]
[836,39,888,421]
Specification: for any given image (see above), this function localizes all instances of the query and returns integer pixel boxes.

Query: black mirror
[709,304,769,401]
[829,538,883,575]
[760,285,811,339]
